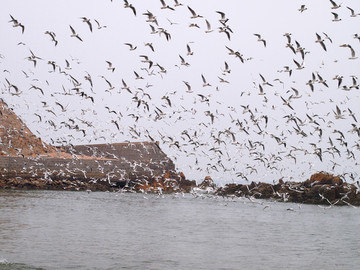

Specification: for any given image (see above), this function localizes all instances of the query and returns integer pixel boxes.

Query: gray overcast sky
[1,0,360,184]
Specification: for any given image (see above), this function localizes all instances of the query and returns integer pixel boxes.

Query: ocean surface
[0,190,359,270]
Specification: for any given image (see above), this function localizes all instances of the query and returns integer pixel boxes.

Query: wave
[0,259,45,270]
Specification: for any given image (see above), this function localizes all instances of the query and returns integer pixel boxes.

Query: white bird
[340,44,357,59]
[201,74,211,87]
[347,6,360,17]
[205,19,213,33]
[330,0,341,9]
[254,34,266,47]
[187,6,202,19]
[69,25,83,41]
[315,33,327,51]
[331,12,341,22]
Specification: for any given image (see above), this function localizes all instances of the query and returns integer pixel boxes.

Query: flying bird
[187,6,203,19]
[80,17,92,32]
[340,44,357,59]
[254,34,266,47]
[315,33,327,51]
[9,14,25,33]
[331,12,341,22]
[69,25,83,41]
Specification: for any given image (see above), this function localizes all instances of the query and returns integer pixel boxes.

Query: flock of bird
[1,0,360,184]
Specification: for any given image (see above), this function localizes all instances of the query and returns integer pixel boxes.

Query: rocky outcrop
[0,99,58,157]
[0,98,191,191]
[216,172,360,206]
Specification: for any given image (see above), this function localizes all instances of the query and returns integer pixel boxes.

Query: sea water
[0,190,359,270]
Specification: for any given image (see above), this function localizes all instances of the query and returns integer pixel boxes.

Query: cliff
[0,99,194,192]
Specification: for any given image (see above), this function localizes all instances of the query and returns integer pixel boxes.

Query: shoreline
[1,172,359,206]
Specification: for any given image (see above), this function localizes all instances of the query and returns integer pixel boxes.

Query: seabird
[80,17,92,32]
[254,34,266,47]
[187,6,203,19]
[69,25,83,41]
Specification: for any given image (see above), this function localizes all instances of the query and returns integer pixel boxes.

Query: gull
[121,79,132,93]
[47,61,56,72]
[331,12,341,22]
[283,66,292,76]
[350,76,359,89]
[293,59,304,70]
[306,114,319,125]
[160,0,174,10]
[174,0,183,7]
[317,73,329,87]
[348,108,357,122]
[347,7,360,17]
[315,33,327,51]
[333,105,345,119]
[254,34,266,47]
[166,18,178,25]
[201,74,211,87]
[259,73,273,86]
[289,87,302,99]
[55,101,68,112]
[280,96,294,110]
[298,5,307,12]
[354,34,360,42]
[179,54,190,66]
[222,61,231,74]
[283,33,292,46]
[158,28,171,40]
[333,75,343,88]
[183,81,192,93]
[155,63,166,74]
[84,72,93,87]
[216,11,228,23]
[330,0,341,9]
[258,84,265,95]
[29,84,44,95]
[139,55,153,68]
[9,14,25,34]
[45,31,58,46]
[69,25,83,41]
[189,23,200,28]
[94,19,107,29]
[124,43,137,50]
[145,42,154,52]
[306,77,315,91]
[339,44,357,59]
[186,44,193,55]
[124,0,137,16]
[219,26,231,40]
[161,95,172,107]
[80,17,92,32]
[106,61,115,72]
[205,19,214,33]
[100,75,115,90]
[111,120,120,130]
[187,6,203,19]
[218,76,229,83]
[134,71,143,80]
[65,59,72,70]
[143,10,158,25]
[149,24,158,34]
[322,32,333,43]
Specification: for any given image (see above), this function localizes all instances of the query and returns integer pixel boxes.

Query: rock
[215,172,360,206]
[198,176,216,189]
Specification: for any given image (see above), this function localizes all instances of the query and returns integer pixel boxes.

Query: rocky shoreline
[1,171,359,206]
[215,172,360,206]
